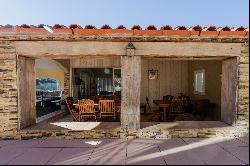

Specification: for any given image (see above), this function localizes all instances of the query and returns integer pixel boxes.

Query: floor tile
[127,138,165,145]
[86,142,126,165]
[159,138,187,150]
[158,139,204,165]
[224,146,249,165]
[182,138,207,144]
[0,140,17,147]
[36,139,103,148]
[0,147,28,165]
[8,148,61,165]
[163,151,206,165]
[3,139,42,148]
[126,141,165,165]
[217,138,248,148]
[192,145,244,165]
[47,148,94,165]
[0,138,248,165]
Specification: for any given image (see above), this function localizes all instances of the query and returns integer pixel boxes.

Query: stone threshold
[14,122,247,140]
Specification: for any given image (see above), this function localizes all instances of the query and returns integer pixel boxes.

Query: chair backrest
[163,95,175,101]
[178,95,190,101]
[146,97,153,113]
[99,100,115,113]
[78,99,95,114]
[108,95,116,101]
[170,99,184,113]
[65,97,75,111]
[93,95,103,103]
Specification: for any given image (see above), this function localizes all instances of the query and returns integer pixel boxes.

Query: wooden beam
[142,56,230,60]
[15,41,242,59]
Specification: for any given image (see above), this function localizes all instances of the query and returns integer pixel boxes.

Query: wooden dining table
[153,100,170,121]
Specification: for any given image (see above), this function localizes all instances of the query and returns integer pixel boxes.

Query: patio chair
[93,95,103,103]
[163,95,175,101]
[65,97,79,122]
[78,99,97,121]
[99,100,116,120]
[169,99,185,120]
[145,97,161,121]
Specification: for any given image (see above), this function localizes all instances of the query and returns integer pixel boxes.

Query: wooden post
[221,57,238,126]
[17,56,36,130]
[121,56,141,130]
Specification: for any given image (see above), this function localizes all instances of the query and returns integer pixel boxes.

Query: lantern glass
[126,42,135,57]
[126,48,135,57]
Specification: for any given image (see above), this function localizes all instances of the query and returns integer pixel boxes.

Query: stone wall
[0,39,249,140]
[237,42,249,129]
[0,41,18,135]
[0,124,245,140]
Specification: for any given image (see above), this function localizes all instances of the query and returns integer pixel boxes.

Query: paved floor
[0,137,248,165]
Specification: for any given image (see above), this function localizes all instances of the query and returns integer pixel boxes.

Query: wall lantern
[126,42,136,57]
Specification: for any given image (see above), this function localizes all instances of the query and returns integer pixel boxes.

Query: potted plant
[131,25,142,30]
[133,24,162,35]
[74,25,105,35]
[143,25,162,35]
[69,24,82,29]
[116,25,126,29]
[190,25,202,35]
[219,26,247,36]
[0,24,15,33]
[15,24,48,34]
[52,24,72,34]
[200,26,219,36]
[160,25,173,30]
[162,25,190,35]
[100,24,112,29]
[175,26,190,35]
[105,25,133,34]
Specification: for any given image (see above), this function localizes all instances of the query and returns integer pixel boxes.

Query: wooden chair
[163,95,175,101]
[108,95,117,101]
[169,99,185,120]
[65,97,79,122]
[78,99,97,121]
[93,95,103,103]
[192,99,210,120]
[146,97,154,113]
[99,100,116,120]
[145,97,161,121]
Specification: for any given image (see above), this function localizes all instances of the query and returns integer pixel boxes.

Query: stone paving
[0,137,248,165]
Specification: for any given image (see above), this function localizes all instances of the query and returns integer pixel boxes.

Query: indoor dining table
[153,100,170,121]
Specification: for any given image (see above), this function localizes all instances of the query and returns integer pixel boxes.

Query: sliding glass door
[72,68,121,100]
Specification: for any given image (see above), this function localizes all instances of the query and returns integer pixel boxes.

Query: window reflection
[73,68,121,100]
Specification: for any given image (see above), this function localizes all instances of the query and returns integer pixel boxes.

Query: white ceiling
[35,59,61,70]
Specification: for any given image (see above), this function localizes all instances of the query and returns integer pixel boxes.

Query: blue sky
[0,0,248,28]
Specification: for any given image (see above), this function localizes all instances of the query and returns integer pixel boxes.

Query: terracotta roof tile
[0,24,248,37]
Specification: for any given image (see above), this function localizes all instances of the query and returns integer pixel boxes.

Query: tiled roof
[0,24,248,36]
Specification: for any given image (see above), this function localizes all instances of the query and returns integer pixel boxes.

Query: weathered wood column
[17,56,36,130]
[221,57,238,126]
[121,56,141,130]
